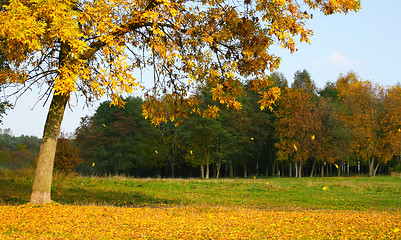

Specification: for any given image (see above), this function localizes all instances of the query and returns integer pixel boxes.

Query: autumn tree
[375,85,401,172]
[275,88,323,177]
[336,72,386,176]
[0,0,360,203]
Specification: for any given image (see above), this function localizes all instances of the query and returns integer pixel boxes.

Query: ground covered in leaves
[0,203,400,239]
[1,175,400,239]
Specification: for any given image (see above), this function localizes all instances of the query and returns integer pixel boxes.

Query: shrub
[54,137,81,173]
[389,164,401,173]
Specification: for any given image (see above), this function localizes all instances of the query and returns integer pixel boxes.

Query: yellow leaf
[321,186,328,191]
[92,162,95,167]
[266,182,269,185]
[394,228,400,233]
[293,144,297,151]
[102,124,107,128]
[251,137,254,141]
[334,163,339,169]
[155,150,158,154]
[190,150,193,155]
[311,135,315,140]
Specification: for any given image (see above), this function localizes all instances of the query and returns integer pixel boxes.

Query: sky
[1,1,401,137]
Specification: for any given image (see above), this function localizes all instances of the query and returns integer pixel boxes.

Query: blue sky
[2,1,401,137]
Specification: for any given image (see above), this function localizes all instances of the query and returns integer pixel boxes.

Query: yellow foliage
[0,0,360,125]
[203,105,220,119]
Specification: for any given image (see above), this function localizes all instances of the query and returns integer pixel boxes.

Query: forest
[2,70,400,179]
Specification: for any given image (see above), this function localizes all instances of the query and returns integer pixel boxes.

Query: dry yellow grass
[0,204,400,239]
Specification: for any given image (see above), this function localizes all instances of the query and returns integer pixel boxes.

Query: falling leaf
[190,150,193,155]
[102,124,107,128]
[92,162,95,167]
[398,129,401,133]
[324,162,326,166]
[321,186,328,191]
[155,150,158,154]
[311,135,315,140]
[334,163,339,169]
[293,144,297,151]
[254,176,256,180]
[250,137,254,141]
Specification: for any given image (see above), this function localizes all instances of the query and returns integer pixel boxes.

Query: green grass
[0,169,400,211]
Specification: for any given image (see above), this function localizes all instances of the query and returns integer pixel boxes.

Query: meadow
[0,170,400,239]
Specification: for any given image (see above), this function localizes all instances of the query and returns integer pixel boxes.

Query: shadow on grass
[51,187,180,207]
[0,179,32,205]
[0,178,179,207]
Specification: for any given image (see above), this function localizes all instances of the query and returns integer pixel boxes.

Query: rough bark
[30,93,69,204]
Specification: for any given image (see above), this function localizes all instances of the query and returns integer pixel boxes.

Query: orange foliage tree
[0,0,360,203]
[377,85,401,169]
[336,72,395,176]
[274,88,325,177]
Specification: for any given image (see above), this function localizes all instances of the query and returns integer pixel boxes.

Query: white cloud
[316,52,358,68]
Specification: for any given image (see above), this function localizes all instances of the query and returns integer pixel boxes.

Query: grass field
[0,170,400,239]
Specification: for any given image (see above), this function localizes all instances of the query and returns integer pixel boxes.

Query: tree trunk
[272,161,275,177]
[206,162,210,179]
[337,164,341,176]
[289,162,292,177]
[243,161,247,178]
[171,161,175,178]
[373,162,380,177]
[321,164,324,178]
[369,157,375,177]
[30,93,69,204]
[200,165,204,178]
[299,163,302,178]
[310,160,316,177]
[216,159,221,178]
[295,162,298,178]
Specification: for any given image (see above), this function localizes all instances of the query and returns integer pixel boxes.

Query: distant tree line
[0,129,41,170]
[70,70,401,178]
